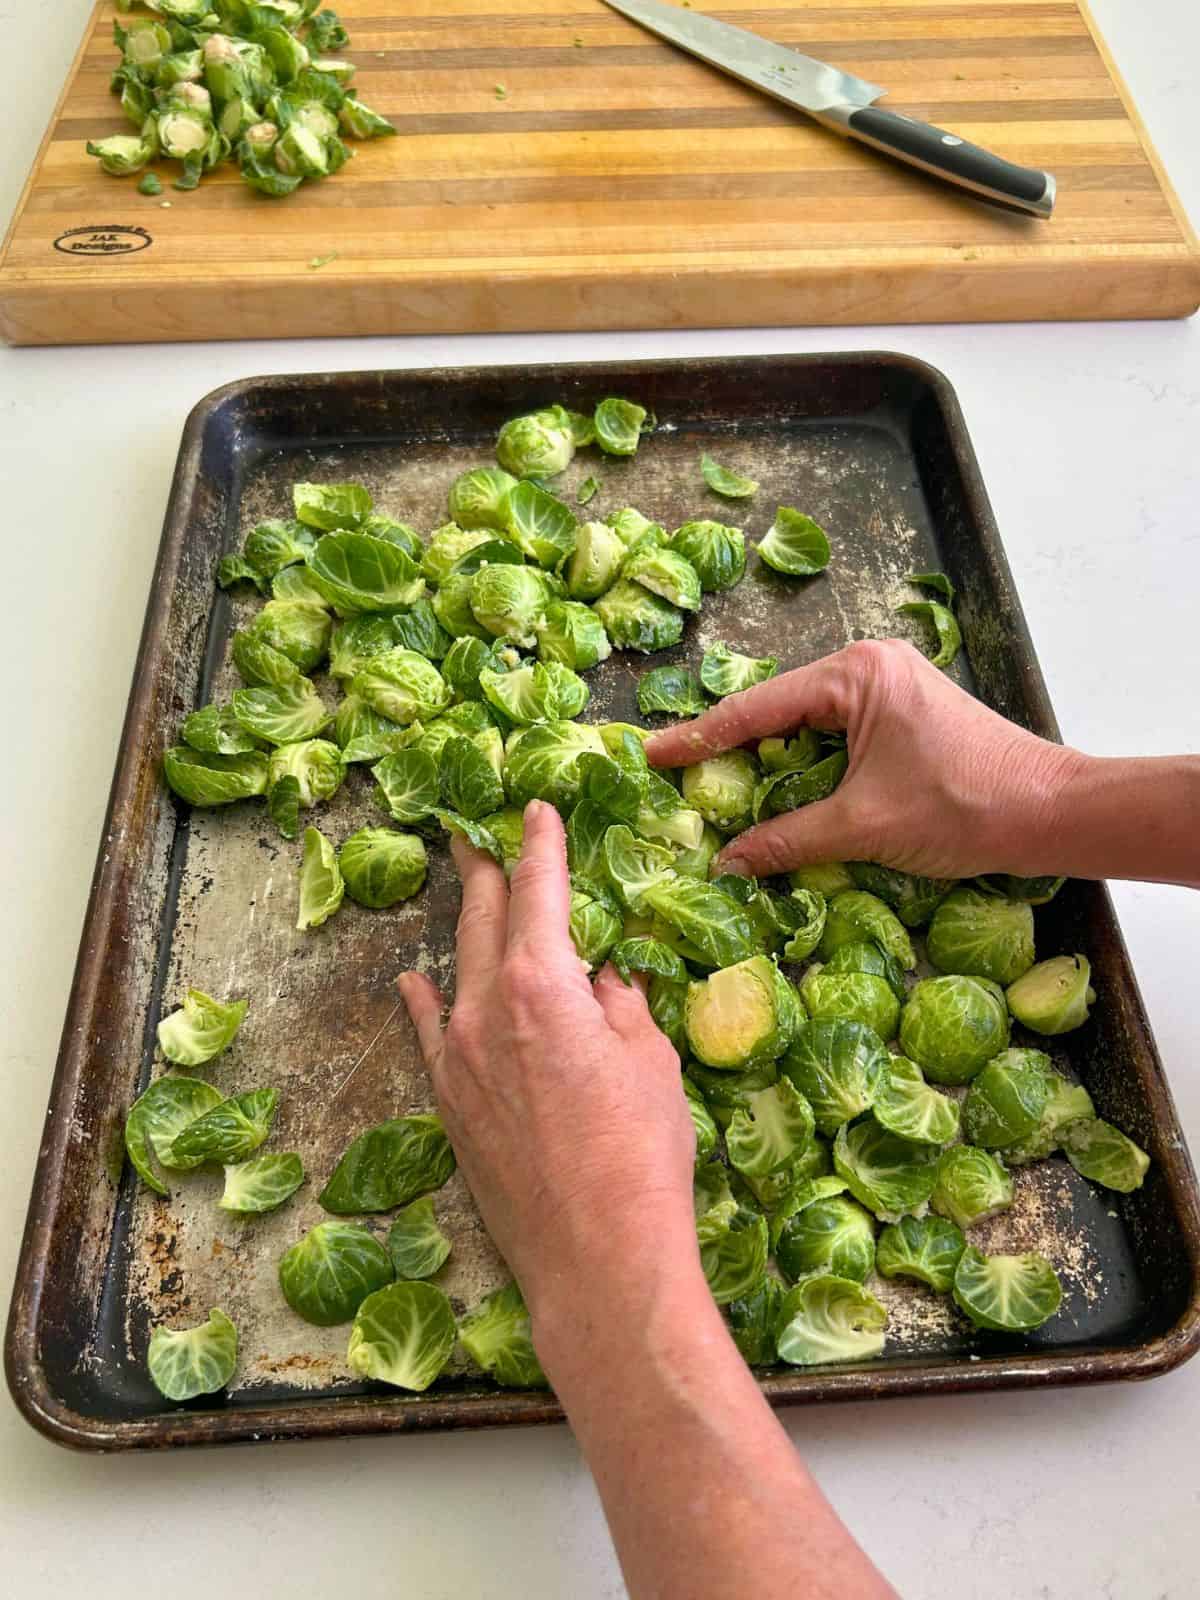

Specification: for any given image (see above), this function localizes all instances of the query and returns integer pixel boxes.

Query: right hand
[644,640,1080,881]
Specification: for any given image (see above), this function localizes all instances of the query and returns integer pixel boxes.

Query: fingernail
[719,856,752,877]
[524,798,544,823]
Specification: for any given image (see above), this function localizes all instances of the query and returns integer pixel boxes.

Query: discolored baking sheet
[8,352,1200,1451]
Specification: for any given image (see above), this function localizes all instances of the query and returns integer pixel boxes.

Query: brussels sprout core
[685,956,796,1070]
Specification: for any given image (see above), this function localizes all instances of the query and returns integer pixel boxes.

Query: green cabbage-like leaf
[774,1275,887,1365]
[125,1076,225,1195]
[319,1113,455,1213]
[699,641,778,698]
[700,1206,769,1306]
[833,1116,940,1220]
[593,396,646,456]
[930,1145,1013,1229]
[348,1280,456,1391]
[459,1280,548,1388]
[637,664,708,716]
[927,887,1035,986]
[293,481,372,531]
[372,747,439,823]
[340,826,427,907]
[897,599,961,670]
[181,704,262,756]
[775,1194,875,1284]
[279,1221,394,1326]
[168,1087,280,1168]
[700,453,758,499]
[962,1049,1052,1148]
[757,508,831,576]
[386,1196,452,1279]
[1061,1117,1150,1192]
[952,1246,1062,1332]
[231,678,332,745]
[163,746,269,806]
[307,530,425,612]
[157,988,248,1067]
[297,824,344,930]
[219,1152,305,1215]
[353,647,451,725]
[873,1057,960,1146]
[781,1019,889,1137]
[147,1308,238,1401]
[876,1214,965,1292]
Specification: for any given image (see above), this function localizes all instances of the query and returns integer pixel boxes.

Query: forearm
[993,750,1200,887]
[532,1238,894,1600]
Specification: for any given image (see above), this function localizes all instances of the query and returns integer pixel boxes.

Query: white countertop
[2,4,1198,1596]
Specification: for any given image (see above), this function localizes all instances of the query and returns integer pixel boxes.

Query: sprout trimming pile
[135,397,1150,1403]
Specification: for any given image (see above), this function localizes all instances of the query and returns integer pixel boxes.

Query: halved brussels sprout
[536,599,612,670]
[431,573,492,641]
[699,642,778,699]
[682,1077,719,1163]
[219,1152,305,1216]
[297,825,344,931]
[496,405,576,479]
[1006,956,1095,1036]
[961,1049,1052,1148]
[833,1117,940,1220]
[799,961,900,1043]
[421,524,494,585]
[593,579,684,654]
[819,890,914,969]
[757,508,831,576]
[952,1246,1062,1332]
[353,648,451,725]
[790,862,855,898]
[774,1275,887,1365]
[459,1281,548,1388]
[565,520,625,600]
[724,1076,814,1180]
[447,466,518,532]
[926,887,1035,986]
[977,873,1065,905]
[1061,1118,1150,1192]
[671,821,723,881]
[147,1308,238,1402]
[268,738,344,811]
[1003,1070,1096,1165]
[846,862,953,929]
[87,131,155,175]
[781,1019,889,1137]
[930,1145,1013,1229]
[347,1280,456,1391]
[231,628,303,689]
[469,564,554,647]
[668,520,746,592]
[569,879,623,970]
[899,975,1010,1085]
[758,729,822,773]
[504,720,607,809]
[480,660,587,725]
[339,827,427,907]
[873,1056,960,1146]
[727,1277,782,1366]
[364,516,423,560]
[876,1215,965,1293]
[623,545,702,612]
[442,635,513,700]
[754,750,849,821]
[248,599,331,673]
[387,1196,452,1280]
[679,749,760,835]
[593,396,647,455]
[157,988,248,1067]
[775,1193,875,1284]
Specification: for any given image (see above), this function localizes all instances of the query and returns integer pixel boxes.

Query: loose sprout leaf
[157,988,248,1067]
[610,937,688,987]
[758,508,832,576]
[459,1281,548,1388]
[219,1152,305,1215]
[781,1019,889,1138]
[683,1077,719,1164]
[279,1221,394,1326]
[896,600,962,670]
[700,1206,769,1306]
[372,748,440,824]
[1062,1118,1151,1193]
[905,570,956,606]
[776,1194,876,1284]
[930,1145,1014,1230]
[642,877,758,969]
[125,1076,225,1195]
[755,750,848,820]
[782,888,827,962]
[231,628,304,688]
[725,1075,815,1180]
[594,397,647,456]
[441,734,506,820]
[977,872,1065,905]
[347,1281,457,1391]
[833,1117,941,1221]
[961,1050,1052,1148]
[1006,955,1096,1036]
[163,746,269,806]
[699,642,778,699]
[434,809,505,865]
[293,482,372,532]
[728,1277,783,1365]
[168,1087,280,1168]
[297,825,344,930]
[700,453,758,499]
[308,531,425,612]
[566,410,597,447]
[899,974,1010,1085]
[791,863,855,898]
[637,664,708,717]
[926,886,1035,986]
[504,719,607,810]
[623,545,702,612]
[846,862,954,929]
[147,1308,238,1402]
[450,539,526,578]
[267,775,300,838]
[668,521,746,592]
[952,1247,1062,1332]
[422,525,494,585]
[268,738,344,809]
[386,1196,452,1280]
[340,827,427,907]
[181,704,261,756]
[569,879,623,970]
[820,890,915,969]
[319,1113,456,1213]
[774,1275,887,1366]
[1004,1071,1096,1165]
[505,481,579,569]
[335,699,418,766]
[873,1057,960,1146]
[603,825,677,912]
[876,1215,965,1293]
[231,678,332,745]
[577,475,600,506]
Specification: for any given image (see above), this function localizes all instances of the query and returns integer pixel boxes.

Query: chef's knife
[601,0,1056,218]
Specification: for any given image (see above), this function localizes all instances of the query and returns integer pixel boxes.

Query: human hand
[644,639,1080,881]
[397,800,697,1325]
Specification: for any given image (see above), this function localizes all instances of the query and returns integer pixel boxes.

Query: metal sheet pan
[8,353,1200,1451]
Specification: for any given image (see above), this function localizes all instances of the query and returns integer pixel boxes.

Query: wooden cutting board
[1,0,1197,345]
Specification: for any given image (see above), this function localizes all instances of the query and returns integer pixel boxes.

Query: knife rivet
[941,134,964,146]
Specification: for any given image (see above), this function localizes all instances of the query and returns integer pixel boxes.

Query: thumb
[716,794,866,878]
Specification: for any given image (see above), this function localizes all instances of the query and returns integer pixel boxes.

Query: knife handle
[827,105,1055,219]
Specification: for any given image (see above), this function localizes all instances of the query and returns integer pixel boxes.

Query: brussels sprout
[1062,1118,1150,1193]
[120,18,172,72]
[606,506,663,547]
[297,824,343,930]
[248,598,332,673]
[701,1206,769,1306]
[268,739,344,816]
[682,1077,718,1163]
[898,599,961,670]
[690,1061,779,1131]
[819,890,914,969]
[87,133,155,175]
[125,1076,225,1195]
[388,599,453,659]
[636,664,708,717]
[961,1049,1052,1148]
[239,133,303,196]
[594,397,647,455]
[385,1196,451,1280]
[790,862,854,898]
[232,678,331,745]
[157,106,219,166]
[268,774,302,839]
[479,661,582,725]
[320,1113,455,1213]
[930,1145,1013,1230]
[668,521,746,591]
[292,481,371,531]
[728,1277,782,1365]
[681,750,759,834]
[358,515,420,558]
[876,1215,965,1293]
[899,975,1010,1085]
[308,8,351,51]
[231,628,304,689]
[442,635,511,700]
[420,525,492,584]
[757,508,831,576]
[430,572,491,641]
[272,563,331,606]
[782,1019,889,1137]
[536,599,612,670]
[308,531,425,612]
[694,1159,737,1233]
[232,518,318,583]
[163,746,269,806]
[496,405,576,479]
[1004,1071,1096,1165]
[873,1056,959,1146]
[684,957,800,1070]
[776,1194,875,1284]
[952,1246,1062,1332]
[977,872,1065,905]
[846,862,953,929]
[725,1077,814,1186]
[833,1117,940,1221]
[504,481,578,568]
[700,453,757,499]
[699,642,778,699]
[504,720,607,809]
[768,1174,848,1243]
[469,565,552,647]
[642,876,758,969]
[168,1087,279,1168]
[598,721,651,759]
[636,783,705,853]
[565,520,625,600]
[612,935,687,986]
[774,1275,887,1365]
[926,887,1035,987]
[459,1281,547,1388]
[434,809,505,865]
[157,992,248,1080]
[1006,955,1096,1036]
[648,972,688,1052]
[371,748,438,824]
[757,730,822,775]
[181,703,261,757]
[781,889,827,962]
[602,825,676,912]
[353,648,450,725]
[799,963,900,1043]
[593,579,684,654]
[147,1308,238,1402]
[219,1152,305,1215]
[569,879,623,970]
[338,827,427,907]
[622,545,702,612]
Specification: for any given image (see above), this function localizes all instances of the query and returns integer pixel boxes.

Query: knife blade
[601,0,1055,219]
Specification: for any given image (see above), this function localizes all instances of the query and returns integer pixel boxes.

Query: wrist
[976,737,1094,876]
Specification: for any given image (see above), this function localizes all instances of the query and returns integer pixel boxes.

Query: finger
[397,971,446,1065]
[505,799,575,963]
[449,831,509,1005]
[716,794,864,879]
[594,964,657,1041]
[644,656,854,768]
